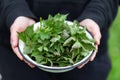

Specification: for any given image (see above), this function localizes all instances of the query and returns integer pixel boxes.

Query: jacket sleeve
[77,0,119,29]
[0,0,37,28]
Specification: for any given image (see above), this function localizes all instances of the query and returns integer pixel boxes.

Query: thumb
[10,30,23,60]
[10,30,18,48]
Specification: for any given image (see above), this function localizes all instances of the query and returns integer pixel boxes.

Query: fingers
[77,19,102,69]
[77,60,89,69]
[24,59,35,68]
[12,46,24,61]
[91,28,101,45]
[86,23,101,45]
[80,19,101,46]
[10,30,24,60]
[90,45,98,61]
[77,45,98,69]
[10,16,36,68]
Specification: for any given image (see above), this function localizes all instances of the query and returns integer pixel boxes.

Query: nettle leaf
[18,32,26,42]
[39,31,50,40]
[53,51,61,56]
[32,33,39,42]
[18,25,34,43]
[62,30,70,39]
[38,46,43,52]
[72,40,82,49]
[40,60,47,65]
[43,47,48,52]
[45,52,54,58]
[50,35,61,43]
[54,13,68,22]
[81,51,89,57]
[82,42,96,51]
[69,25,77,36]
[37,39,42,43]
[47,58,53,66]
[31,50,43,62]
[71,47,82,58]
[35,55,44,63]
[75,54,83,63]
[25,25,34,37]
[23,46,32,54]
[18,13,96,67]
[63,37,76,46]
[68,58,74,64]
[60,45,64,53]
[82,39,94,44]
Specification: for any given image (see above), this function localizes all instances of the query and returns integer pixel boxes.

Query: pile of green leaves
[18,13,96,67]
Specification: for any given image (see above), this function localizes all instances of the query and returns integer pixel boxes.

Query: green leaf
[72,40,82,49]
[18,32,26,42]
[53,51,60,56]
[82,42,96,51]
[62,30,70,39]
[47,58,53,66]
[50,35,61,43]
[69,25,77,35]
[81,51,89,57]
[38,46,43,52]
[68,58,74,64]
[25,25,34,37]
[39,31,50,40]
[44,47,48,52]
[31,51,44,63]
[23,46,32,54]
[63,37,76,46]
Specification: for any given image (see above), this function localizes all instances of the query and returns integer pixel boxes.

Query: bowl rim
[18,44,94,70]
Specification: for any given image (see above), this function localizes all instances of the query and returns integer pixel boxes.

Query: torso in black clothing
[27,0,88,21]
[0,0,114,80]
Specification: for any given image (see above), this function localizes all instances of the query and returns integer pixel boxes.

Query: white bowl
[18,21,94,73]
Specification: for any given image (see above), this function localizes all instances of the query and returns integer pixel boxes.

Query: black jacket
[0,0,119,80]
[0,0,118,28]
[0,0,118,56]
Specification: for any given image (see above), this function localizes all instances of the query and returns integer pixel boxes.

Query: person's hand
[77,19,102,69]
[10,16,36,68]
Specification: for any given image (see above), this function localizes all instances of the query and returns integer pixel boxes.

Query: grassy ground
[107,7,120,80]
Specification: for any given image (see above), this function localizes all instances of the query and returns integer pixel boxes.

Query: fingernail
[95,39,100,45]
[90,57,94,61]
[13,41,17,48]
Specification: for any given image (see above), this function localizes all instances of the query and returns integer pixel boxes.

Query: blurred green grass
[107,7,120,80]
